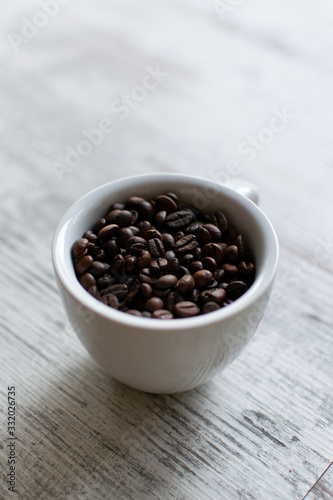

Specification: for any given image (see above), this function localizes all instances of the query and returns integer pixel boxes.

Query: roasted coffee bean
[148,238,165,258]
[137,250,151,270]
[174,231,185,242]
[156,274,178,289]
[111,254,125,272]
[185,222,201,234]
[190,288,200,303]
[155,194,178,213]
[126,309,143,316]
[193,269,214,288]
[189,260,203,274]
[87,285,100,299]
[180,254,194,267]
[222,263,238,276]
[102,239,118,259]
[145,297,164,311]
[165,192,178,204]
[75,255,94,275]
[106,209,133,227]
[178,266,190,277]
[202,302,220,314]
[101,283,128,300]
[139,268,157,285]
[238,261,255,276]
[175,234,198,254]
[137,220,152,234]
[177,274,195,294]
[154,210,167,228]
[175,301,200,318]
[224,245,238,263]
[199,288,226,303]
[215,211,228,232]
[126,197,154,219]
[94,249,106,261]
[72,238,89,258]
[79,272,96,290]
[150,260,163,276]
[165,210,192,229]
[214,268,225,282]
[202,243,224,265]
[228,224,238,241]
[83,230,99,244]
[152,309,174,319]
[142,311,152,318]
[129,225,140,236]
[155,287,173,298]
[144,229,162,241]
[162,233,175,250]
[93,218,106,234]
[201,256,217,273]
[88,261,110,278]
[193,247,202,260]
[141,283,153,300]
[125,255,136,274]
[124,278,140,304]
[127,236,147,254]
[97,274,117,289]
[167,257,180,274]
[117,227,134,248]
[196,226,212,244]
[226,280,248,299]
[110,203,125,211]
[100,293,119,309]
[202,224,221,242]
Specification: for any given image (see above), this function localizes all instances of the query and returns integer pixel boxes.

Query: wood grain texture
[1,0,333,498]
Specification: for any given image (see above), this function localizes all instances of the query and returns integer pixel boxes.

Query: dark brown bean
[141,283,153,300]
[139,268,157,285]
[137,250,151,270]
[193,269,214,288]
[175,234,198,254]
[222,263,238,276]
[199,288,226,303]
[175,301,200,318]
[214,268,225,282]
[111,254,125,272]
[126,309,143,317]
[152,309,174,319]
[177,275,195,294]
[165,210,192,229]
[196,226,212,244]
[202,224,222,242]
[145,297,164,312]
[127,236,147,254]
[97,274,117,289]
[93,218,106,234]
[144,229,162,241]
[75,255,94,275]
[124,278,141,304]
[88,261,110,278]
[180,254,194,267]
[87,285,100,299]
[106,210,133,227]
[126,197,154,219]
[100,283,128,300]
[167,257,180,274]
[202,302,220,314]
[224,245,239,263]
[238,261,256,276]
[79,272,96,290]
[202,243,224,266]
[155,287,173,298]
[156,274,178,289]
[154,210,167,227]
[155,194,178,213]
[100,293,119,309]
[137,220,152,234]
[72,238,89,258]
[201,256,217,272]
[83,230,99,244]
[189,260,203,274]
[215,212,228,232]
[98,224,119,240]
[125,255,136,274]
[148,238,165,258]
[162,233,175,250]
[101,239,118,259]
[225,280,248,299]
[117,227,134,248]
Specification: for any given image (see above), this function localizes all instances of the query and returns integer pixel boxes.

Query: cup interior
[52,174,278,330]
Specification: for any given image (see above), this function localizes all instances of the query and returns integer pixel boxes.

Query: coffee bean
[72,238,89,258]
[201,256,217,273]
[190,288,200,303]
[226,280,248,299]
[224,245,238,263]
[165,192,179,204]
[75,255,94,275]
[101,283,128,300]
[155,194,178,213]
[175,301,200,318]
[127,236,147,254]
[88,261,110,278]
[214,268,225,282]
[100,293,119,309]
[165,210,192,229]
[155,287,173,298]
[156,274,178,289]
[126,309,143,317]
[110,203,125,211]
[202,243,224,265]
[144,229,162,241]
[185,222,201,234]
[137,220,152,234]
[141,283,153,300]
[167,257,180,274]
[222,263,238,276]
[154,210,167,228]
[87,285,100,299]
[193,269,214,288]
[102,239,118,259]
[117,227,134,248]
[148,238,165,258]
[165,250,176,261]
[145,297,164,312]
[97,274,117,289]
[125,255,136,274]
[139,268,157,285]
[94,249,106,261]
[142,311,152,318]
[111,253,125,272]
[239,261,255,276]
[177,274,195,294]
[202,302,220,314]
[93,218,106,234]
[124,278,141,304]
[189,260,203,274]
[228,224,238,241]
[126,197,154,219]
[129,225,140,236]
[83,230,99,244]
[79,272,96,290]
[215,212,228,232]
[152,309,174,319]
[162,233,175,250]
[196,226,212,244]
[106,210,133,227]
[178,266,190,277]
[175,234,198,254]
[149,260,162,276]
[199,288,226,303]
[202,224,221,242]
[137,250,151,270]
[193,247,202,260]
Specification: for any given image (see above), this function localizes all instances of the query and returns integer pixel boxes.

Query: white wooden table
[1,1,333,498]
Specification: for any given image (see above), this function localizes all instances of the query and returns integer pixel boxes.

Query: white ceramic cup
[52,173,278,394]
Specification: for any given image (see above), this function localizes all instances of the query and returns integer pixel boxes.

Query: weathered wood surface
[1,0,333,498]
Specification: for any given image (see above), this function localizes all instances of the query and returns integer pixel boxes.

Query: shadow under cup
[53,174,278,393]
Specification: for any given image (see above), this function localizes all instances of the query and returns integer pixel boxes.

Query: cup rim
[52,173,279,331]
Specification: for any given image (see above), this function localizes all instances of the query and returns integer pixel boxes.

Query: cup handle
[225,179,259,205]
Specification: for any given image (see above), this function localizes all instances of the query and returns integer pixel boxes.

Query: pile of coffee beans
[72,192,255,319]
